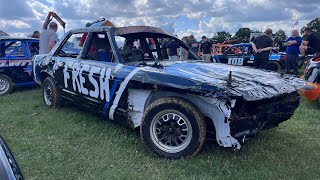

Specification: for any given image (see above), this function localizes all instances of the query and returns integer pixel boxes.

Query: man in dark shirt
[252,28,274,69]
[161,38,169,59]
[166,38,180,60]
[299,28,320,56]
[200,36,212,62]
[187,35,199,59]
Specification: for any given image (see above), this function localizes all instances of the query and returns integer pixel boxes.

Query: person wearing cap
[251,28,274,69]
[299,27,320,56]
[199,36,212,62]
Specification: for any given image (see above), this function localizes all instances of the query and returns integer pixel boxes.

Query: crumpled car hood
[138,61,305,101]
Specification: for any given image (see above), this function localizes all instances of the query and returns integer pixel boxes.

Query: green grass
[0,88,320,180]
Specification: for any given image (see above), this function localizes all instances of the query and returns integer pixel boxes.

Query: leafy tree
[303,17,320,37]
[211,31,232,43]
[274,29,286,44]
[235,27,251,43]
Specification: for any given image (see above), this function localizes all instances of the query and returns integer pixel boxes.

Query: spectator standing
[299,27,320,56]
[252,28,273,69]
[167,38,180,60]
[284,30,302,76]
[199,36,212,62]
[187,35,199,59]
[39,12,58,54]
[180,36,188,60]
[161,38,169,59]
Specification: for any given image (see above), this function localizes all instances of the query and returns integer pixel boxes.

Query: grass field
[0,88,319,180]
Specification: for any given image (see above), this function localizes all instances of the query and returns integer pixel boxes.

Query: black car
[0,136,23,180]
[213,43,286,72]
[0,37,39,95]
[33,22,304,159]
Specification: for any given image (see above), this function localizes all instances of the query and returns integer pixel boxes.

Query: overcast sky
[0,0,318,40]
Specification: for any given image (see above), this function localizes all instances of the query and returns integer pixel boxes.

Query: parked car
[0,37,39,95]
[212,43,286,72]
[300,54,320,102]
[0,136,23,180]
[33,22,304,159]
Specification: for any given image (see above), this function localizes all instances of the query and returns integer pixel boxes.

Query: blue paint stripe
[15,81,37,86]
[102,68,129,116]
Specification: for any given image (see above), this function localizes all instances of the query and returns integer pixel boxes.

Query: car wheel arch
[143,92,241,149]
[140,91,220,129]
[39,72,53,84]
[127,90,203,129]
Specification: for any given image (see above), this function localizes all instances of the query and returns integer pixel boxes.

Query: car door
[76,32,129,120]
[49,33,84,105]
[0,39,33,84]
[216,46,244,66]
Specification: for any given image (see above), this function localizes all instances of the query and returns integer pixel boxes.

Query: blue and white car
[212,43,286,72]
[33,23,304,159]
[0,37,39,95]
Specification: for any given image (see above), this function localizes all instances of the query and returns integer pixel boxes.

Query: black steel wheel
[0,74,13,96]
[140,97,206,159]
[266,61,282,72]
[42,77,62,107]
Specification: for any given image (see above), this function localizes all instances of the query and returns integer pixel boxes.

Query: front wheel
[42,77,63,107]
[0,74,13,96]
[140,97,206,159]
[266,61,282,72]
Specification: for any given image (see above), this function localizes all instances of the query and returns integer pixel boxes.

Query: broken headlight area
[229,92,300,139]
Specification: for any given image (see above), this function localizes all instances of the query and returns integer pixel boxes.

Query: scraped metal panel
[128,89,151,127]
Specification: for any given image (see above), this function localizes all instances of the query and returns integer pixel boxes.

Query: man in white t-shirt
[39,13,59,54]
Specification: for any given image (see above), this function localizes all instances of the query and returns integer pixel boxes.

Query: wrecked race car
[33,23,304,159]
[0,37,39,95]
[212,43,286,72]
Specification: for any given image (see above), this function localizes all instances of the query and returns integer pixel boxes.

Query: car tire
[0,74,13,96]
[140,97,206,159]
[42,77,63,107]
[266,61,282,72]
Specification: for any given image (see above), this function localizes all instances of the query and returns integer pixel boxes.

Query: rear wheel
[266,61,282,72]
[140,97,206,159]
[42,77,63,107]
[0,74,13,96]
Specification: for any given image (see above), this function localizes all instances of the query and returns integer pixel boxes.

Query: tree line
[209,17,320,44]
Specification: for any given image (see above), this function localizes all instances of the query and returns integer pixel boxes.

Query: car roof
[0,36,39,41]
[114,26,172,36]
[70,25,174,38]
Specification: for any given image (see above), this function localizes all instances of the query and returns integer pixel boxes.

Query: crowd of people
[252,27,320,76]
[29,18,320,76]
